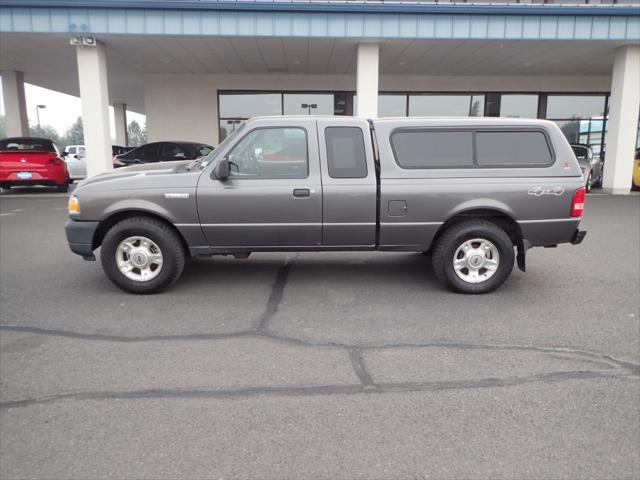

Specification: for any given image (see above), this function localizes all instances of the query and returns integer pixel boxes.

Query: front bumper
[571,229,587,245]
[65,219,99,260]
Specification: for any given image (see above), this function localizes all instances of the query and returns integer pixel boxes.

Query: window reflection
[409,94,484,117]
[219,119,246,142]
[219,93,281,118]
[546,95,606,119]
[499,95,538,118]
[283,94,335,115]
[353,94,407,116]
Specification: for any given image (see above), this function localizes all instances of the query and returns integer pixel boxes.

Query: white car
[63,144,87,179]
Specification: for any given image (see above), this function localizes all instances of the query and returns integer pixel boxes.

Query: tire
[432,219,515,294]
[585,173,592,193]
[1,186,11,192]
[100,216,186,294]
[593,172,603,189]
[56,182,69,193]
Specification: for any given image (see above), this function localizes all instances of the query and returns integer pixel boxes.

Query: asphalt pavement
[0,188,639,479]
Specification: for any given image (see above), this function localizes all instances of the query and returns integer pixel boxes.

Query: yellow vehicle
[633,148,640,190]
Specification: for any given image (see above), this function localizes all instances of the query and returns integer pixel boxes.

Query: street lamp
[301,103,317,115]
[36,105,47,127]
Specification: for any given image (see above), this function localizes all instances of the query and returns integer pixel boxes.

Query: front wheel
[432,220,515,294]
[585,173,592,193]
[100,217,186,294]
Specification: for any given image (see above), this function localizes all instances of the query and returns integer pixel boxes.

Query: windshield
[200,125,245,169]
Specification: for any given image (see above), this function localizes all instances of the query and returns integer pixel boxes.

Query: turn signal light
[68,196,80,215]
[570,187,586,217]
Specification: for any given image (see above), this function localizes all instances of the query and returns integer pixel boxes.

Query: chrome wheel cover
[115,236,163,282]
[452,238,500,284]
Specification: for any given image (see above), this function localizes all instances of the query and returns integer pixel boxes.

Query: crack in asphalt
[1,258,639,409]
[1,370,633,410]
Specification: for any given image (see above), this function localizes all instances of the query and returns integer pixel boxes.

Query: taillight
[570,187,586,217]
[47,154,62,165]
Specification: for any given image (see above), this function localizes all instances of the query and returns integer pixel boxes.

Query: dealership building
[0,0,639,192]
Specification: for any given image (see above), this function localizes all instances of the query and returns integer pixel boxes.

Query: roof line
[2,0,639,17]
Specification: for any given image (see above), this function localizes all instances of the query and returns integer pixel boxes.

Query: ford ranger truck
[65,116,586,294]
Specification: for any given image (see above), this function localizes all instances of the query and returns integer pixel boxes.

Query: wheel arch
[431,206,523,251]
[93,209,189,254]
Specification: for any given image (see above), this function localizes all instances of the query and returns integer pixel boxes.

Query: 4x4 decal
[528,186,565,197]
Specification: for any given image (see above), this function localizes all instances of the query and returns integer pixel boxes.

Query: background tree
[29,124,63,146]
[65,117,84,145]
[127,120,147,147]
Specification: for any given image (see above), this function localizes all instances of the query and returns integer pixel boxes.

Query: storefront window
[378,95,407,116]
[353,94,407,117]
[283,93,335,115]
[219,93,281,118]
[408,94,484,117]
[499,95,539,118]
[546,95,606,119]
[546,95,607,156]
[219,119,246,142]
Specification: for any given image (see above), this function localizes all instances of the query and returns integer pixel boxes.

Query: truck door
[197,120,322,248]
[317,119,377,247]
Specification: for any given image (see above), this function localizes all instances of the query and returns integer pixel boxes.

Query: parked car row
[64,144,131,179]
[0,137,214,192]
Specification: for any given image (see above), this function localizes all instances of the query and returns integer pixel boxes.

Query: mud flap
[516,239,531,272]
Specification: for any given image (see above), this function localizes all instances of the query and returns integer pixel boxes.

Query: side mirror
[213,158,230,180]
[60,151,69,157]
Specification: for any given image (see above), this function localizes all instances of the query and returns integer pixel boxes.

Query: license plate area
[17,172,33,179]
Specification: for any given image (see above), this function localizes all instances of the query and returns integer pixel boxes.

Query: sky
[0,81,146,137]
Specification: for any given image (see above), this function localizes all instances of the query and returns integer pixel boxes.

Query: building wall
[144,73,612,145]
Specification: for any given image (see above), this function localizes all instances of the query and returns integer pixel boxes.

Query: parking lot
[0,189,638,479]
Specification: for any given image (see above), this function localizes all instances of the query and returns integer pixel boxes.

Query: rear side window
[391,130,473,168]
[476,131,552,167]
[325,127,368,178]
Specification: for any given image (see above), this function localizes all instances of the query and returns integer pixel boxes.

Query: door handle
[293,188,311,198]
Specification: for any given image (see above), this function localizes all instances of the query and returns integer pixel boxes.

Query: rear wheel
[56,182,69,193]
[432,220,515,294]
[100,217,186,294]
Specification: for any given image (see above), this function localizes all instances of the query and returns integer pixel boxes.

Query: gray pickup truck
[66,116,586,294]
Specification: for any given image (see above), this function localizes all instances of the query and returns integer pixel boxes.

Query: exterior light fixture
[301,103,318,115]
[69,36,97,46]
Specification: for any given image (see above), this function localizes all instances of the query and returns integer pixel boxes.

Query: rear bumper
[65,219,99,260]
[1,168,68,186]
[571,229,587,245]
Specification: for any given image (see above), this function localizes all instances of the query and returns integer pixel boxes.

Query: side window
[325,127,368,179]
[476,131,552,167]
[391,130,473,168]
[228,127,308,178]
[143,144,161,162]
[68,147,76,155]
[161,143,188,160]
[128,145,144,160]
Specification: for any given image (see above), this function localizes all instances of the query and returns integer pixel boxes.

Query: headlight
[68,195,80,215]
